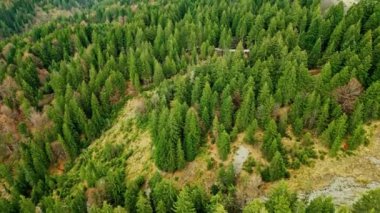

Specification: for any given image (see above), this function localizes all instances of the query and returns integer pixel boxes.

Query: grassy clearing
[270,121,380,196]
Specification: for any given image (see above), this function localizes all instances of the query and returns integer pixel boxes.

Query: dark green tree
[136,192,153,213]
[269,152,288,181]
[173,187,196,213]
[306,196,335,213]
[184,108,201,161]
[353,188,380,213]
[217,130,230,161]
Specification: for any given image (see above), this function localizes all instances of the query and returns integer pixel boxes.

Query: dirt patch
[233,146,250,173]
[309,68,321,76]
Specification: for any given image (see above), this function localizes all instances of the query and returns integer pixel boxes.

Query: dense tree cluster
[0,0,100,38]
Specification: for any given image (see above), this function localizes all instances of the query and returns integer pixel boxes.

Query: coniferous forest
[1,0,380,212]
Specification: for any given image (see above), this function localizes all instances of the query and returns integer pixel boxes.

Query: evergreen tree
[243,199,268,213]
[184,108,201,161]
[20,196,35,213]
[191,77,202,105]
[269,152,287,181]
[153,59,165,86]
[220,92,234,131]
[173,188,196,213]
[262,120,281,160]
[176,139,186,170]
[136,192,153,213]
[317,99,330,134]
[265,183,296,213]
[163,108,179,171]
[308,38,321,68]
[275,63,297,105]
[306,196,335,213]
[152,180,178,213]
[245,119,258,144]
[235,87,254,131]
[353,188,380,212]
[348,126,366,150]
[217,130,230,161]
[200,82,213,129]
[349,103,363,134]
[323,115,347,156]
[257,83,274,127]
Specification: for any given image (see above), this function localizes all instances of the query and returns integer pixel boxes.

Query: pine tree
[262,120,280,160]
[154,108,170,170]
[243,199,267,213]
[128,49,137,82]
[184,108,201,161]
[266,183,295,213]
[269,152,287,181]
[348,126,366,150]
[323,115,347,156]
[308,38,321,68]
[165,110,179,171]
[20,196,35,213]
[152,180,178,213]
[173,188,196,213]
[90,94,103,136]
[62,107,79,160]
[191,77,202,105]
[136,192,153,213]
[257,83,274,127]
[156,201,167,213]
[30,142,49,179]
[150,110,160,145]
[303,91,321,129]
[235,87,254,131]
[245,119,258,144]
[153,59,164,86]
[353,188,380,212]
[176,139,186,170]
[317,99,330,134]
[349,103,363,134]
[220,93,233,131]
[200,82,213,129]
[317,63,332,95]
[306,196,335,213]
[212,116,220,143]
[275,63,297,105]
[217,130,230,161]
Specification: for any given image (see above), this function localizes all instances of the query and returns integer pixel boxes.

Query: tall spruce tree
[184,108,201,161]
[173,188,196,213]
[136,192,153,213]
[269,152,287,181]
[217,130,231,161]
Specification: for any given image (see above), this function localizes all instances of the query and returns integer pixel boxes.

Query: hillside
[1,0,380,212]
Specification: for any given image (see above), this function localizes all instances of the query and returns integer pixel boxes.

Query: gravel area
[233,146,250,174]
[300,176,380,206]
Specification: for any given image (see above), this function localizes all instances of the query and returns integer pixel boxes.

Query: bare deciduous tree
[333,78,363,113]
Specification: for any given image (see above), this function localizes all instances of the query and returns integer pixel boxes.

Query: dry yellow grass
[273,121,380,194]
